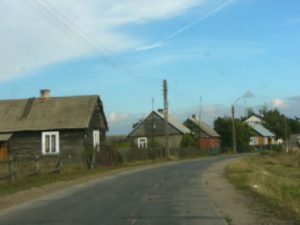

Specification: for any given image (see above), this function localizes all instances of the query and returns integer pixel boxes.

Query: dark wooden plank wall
[87,104,107,144]
[9,130,86,163]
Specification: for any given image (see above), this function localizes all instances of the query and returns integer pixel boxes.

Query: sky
[0,0,300,134]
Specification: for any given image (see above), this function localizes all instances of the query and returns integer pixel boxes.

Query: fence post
[34,155,40,174]
[8,155,16,182]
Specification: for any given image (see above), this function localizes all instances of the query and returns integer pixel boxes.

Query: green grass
[226,151,300,222]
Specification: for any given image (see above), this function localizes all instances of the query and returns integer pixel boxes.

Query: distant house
[0,90,108,164]
[183,115,221,151]
[244,114,264,124]
[288,134,300,151]
[128,110,190,149]
[244,115,276,147]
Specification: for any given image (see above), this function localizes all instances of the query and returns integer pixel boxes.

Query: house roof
[249,123,275,137]
[0,133,13,141]
[244,114,265,125]
[128,110,190,137]
[0,95,108,133]
[186,117,220,137]
[155,111,191,134]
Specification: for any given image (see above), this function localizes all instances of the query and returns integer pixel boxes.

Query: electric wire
[19,0,161,87]
[19,0,202,109]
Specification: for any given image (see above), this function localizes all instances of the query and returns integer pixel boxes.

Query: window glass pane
[45,135,50,153]
[51,134,56,153]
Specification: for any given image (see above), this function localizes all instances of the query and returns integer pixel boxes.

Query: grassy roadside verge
[226,151,300,223]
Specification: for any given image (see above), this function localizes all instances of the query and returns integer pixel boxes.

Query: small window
[137,137,147,149]
[249,137,257,146]
[93,130,100,151]
[42,132,59,155]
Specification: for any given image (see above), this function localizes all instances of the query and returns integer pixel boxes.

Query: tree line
[214,108,300,152]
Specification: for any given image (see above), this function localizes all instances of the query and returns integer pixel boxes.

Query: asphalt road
[0,156,232,225]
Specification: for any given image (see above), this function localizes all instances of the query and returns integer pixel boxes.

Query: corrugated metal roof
[249,123,275,137]
[0,95,107,132]
[0,133,12,141]
[186,117,220,137]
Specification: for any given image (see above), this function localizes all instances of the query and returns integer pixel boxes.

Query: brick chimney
[40,89,51,101]
[158,109,164,113]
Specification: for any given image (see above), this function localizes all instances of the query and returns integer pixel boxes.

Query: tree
[214,117,253,152]
[261,109,291,139]
[288,117,300,134]
[181,134,196,147]
[214,117,232,149]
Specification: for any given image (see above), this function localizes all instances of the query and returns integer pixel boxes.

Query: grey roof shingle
[186,117,220,137]
[0,95,107,132]
[155,111,191,134]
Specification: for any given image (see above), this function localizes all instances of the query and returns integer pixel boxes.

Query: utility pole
[232,98,239,154]
[284,117,289,152]
[199,96,202,120]
[232,105,237,154]
[163,80,170,158]
[151,98,154,150]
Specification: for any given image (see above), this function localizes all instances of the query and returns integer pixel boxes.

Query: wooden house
[244,115,276,146]
[0,90,108,165]
[183,115,221,151]
[128,110,190,149]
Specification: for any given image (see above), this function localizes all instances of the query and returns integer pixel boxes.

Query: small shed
[183,115,221,152]
[128,110,190,149]
[0,90,108,165]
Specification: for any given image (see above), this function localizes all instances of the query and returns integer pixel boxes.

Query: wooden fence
[0,146,213,183]
[0,155,62,183]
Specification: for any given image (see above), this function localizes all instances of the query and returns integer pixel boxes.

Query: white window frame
[42,131,60,155]
[249,137,257,146]
[264,137,269,145]
[137,137,147,149]
[93,130,100,151]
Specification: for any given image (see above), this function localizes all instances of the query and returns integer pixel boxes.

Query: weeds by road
[226,151,300,223]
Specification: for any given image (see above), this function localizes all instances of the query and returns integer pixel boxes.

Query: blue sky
[0,0,300,134]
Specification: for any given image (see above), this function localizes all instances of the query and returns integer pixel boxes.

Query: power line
[18,0,206,109]
[19,0,161,87]
[40,0,161,85]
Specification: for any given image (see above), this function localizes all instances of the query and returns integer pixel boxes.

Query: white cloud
[107,112,131,123]
[0,0,203,82]
[0,0,236,82]
[243,90,255,98]
[136,0,236,51]
[272,98,287,109]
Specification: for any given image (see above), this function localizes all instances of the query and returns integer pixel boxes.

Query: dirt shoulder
[204,159,295,225]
